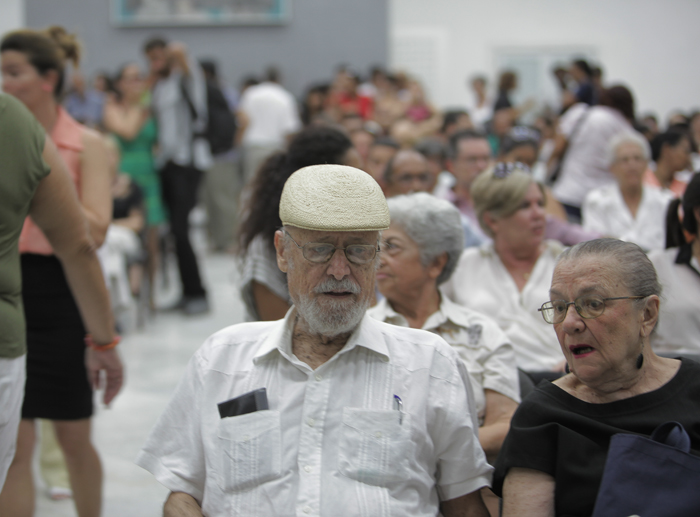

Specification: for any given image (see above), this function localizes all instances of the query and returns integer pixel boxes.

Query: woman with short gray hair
[582,130,673,251]
[368,193,520,480]
[493,238,700,516]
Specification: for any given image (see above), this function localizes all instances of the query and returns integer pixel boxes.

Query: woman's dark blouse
[493,358,700,517]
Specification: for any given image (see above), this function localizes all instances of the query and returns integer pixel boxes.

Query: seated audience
[649,173,700,356]
[648,128,692,197]
[442,163,565,377]
[237,125,361,321]
[493,238,700,517]
[582,131,673,251]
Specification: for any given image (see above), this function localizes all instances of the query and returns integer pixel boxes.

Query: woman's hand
[85,347,124,407]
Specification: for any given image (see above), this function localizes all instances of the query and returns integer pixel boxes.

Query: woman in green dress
[103,63,165,308]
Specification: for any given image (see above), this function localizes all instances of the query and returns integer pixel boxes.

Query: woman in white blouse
[368,192,520,516]
[582,131,673,251]
[649,172,700,356]
[442,163,565,377]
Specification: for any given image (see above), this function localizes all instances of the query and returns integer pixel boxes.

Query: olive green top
[0,94,51,358]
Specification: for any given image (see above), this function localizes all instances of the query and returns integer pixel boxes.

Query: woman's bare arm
[501,467,555,517]
[30,139,123,405]
[479,389,518,464]
[103,99,148,141]
[79,128,113,247]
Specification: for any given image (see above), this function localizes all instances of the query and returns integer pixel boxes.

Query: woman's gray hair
[606,131,651,169]
[386,193,464,285]
[557,239,662,301]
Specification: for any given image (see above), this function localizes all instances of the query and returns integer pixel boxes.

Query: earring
[636,353,644,369]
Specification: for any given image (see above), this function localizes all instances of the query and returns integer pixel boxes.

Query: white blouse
[441,241,565,372]
[649,246,700,356]
[582,183,673,251]
[368,296,520,423]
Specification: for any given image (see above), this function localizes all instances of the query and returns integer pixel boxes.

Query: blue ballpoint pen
[393,394,403,424]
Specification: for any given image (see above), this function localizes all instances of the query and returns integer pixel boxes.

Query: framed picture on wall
[111,0,290,26]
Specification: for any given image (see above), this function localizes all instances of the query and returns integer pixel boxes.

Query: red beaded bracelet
[84,334,121,351]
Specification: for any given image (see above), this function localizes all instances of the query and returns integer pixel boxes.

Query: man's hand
[164,492,203,517]
[85,347,124,406]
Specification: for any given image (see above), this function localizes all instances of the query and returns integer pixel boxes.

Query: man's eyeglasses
[284,230,379,265]
[538,295,647,324]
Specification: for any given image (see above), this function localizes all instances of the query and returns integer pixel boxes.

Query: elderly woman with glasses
[442,163,566,379]
[492,238,700,517]
[368,192,520,516]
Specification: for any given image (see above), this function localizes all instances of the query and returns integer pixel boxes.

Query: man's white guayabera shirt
[136,310,493,516]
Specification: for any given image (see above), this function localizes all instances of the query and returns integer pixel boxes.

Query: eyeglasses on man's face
[284,230,379,266]
[538,295,646,324]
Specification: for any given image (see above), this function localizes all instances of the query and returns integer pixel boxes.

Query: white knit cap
[279,164,390,231]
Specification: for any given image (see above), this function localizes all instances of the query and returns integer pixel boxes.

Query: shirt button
[315,374,323,381]
[242,435,250,442]
[307,418,315,427]
[303,506,312,514]
[375,431,383,439]
[304,465,312,473]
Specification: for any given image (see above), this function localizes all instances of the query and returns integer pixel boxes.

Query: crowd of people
[1,23,700,517]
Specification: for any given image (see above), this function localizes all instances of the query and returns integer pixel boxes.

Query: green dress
[116,118,166,225]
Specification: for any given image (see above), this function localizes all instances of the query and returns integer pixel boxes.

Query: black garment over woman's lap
[21,253,92,420]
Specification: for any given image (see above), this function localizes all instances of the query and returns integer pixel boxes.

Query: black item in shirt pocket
[218,388,269,419]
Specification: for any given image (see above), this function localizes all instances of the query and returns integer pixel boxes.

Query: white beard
[294,278,368,337]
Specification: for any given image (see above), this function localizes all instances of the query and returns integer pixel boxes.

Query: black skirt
[21,254,93,420]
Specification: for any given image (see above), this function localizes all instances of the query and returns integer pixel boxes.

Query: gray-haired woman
[368,193,520,462]
[492,238,700,517]
[582,131,673,251]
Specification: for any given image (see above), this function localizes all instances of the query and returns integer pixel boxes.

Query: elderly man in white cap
[136,165,492,517]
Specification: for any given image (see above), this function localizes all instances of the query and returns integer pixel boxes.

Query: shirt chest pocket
[216,410,282,492]
[338,407,412,487]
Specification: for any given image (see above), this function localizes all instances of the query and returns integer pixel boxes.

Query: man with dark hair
[383,148,435,198]
[144,36,211,315]
[445,131,491,214]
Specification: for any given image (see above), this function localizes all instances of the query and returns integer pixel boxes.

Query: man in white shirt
[237,67,301,184]
[136,164,492,516]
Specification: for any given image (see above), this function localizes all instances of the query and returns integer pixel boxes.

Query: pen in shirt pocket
[393,394,403,425]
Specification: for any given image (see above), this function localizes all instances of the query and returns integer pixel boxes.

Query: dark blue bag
[592,421,700,517]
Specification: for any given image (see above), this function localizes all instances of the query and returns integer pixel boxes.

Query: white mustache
[314,278,361,294]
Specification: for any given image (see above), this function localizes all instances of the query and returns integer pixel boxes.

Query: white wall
[0,0,24,40]
[390,0,700,124]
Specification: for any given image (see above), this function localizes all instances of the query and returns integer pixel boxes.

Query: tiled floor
[35,232,246,516]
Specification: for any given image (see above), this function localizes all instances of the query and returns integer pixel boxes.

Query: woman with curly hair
[238,125,361,321]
